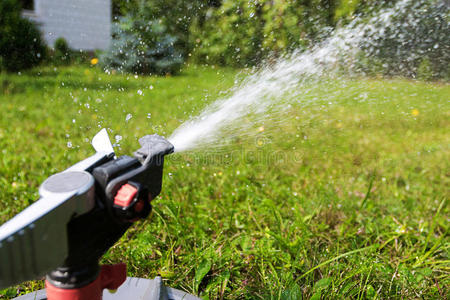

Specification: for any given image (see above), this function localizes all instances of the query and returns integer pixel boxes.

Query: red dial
[113,184,138,207]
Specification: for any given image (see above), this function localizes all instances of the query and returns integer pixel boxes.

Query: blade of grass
[296,244,379,282]
[360,175,375,208]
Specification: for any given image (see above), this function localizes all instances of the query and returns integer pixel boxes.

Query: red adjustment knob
[114,184,138,207]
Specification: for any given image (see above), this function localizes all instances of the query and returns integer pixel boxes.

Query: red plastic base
[45,264,127,300]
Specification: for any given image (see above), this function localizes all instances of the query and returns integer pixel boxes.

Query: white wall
[26,0,111,51]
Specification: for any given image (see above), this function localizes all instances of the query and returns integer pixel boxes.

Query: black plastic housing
[47,134,174,288]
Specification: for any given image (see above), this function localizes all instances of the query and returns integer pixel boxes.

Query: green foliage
[0,66,449,298]
[194,259,211,293]
[261,1,308,54]
[0,0,46,72]
[335,0,361,20]
[357,0,450,79]
[190,0,339,67]
[111,0,140,17]
[190,0,265,67]
[0,287,16,298]
[112,0,339,68]
[111,0,215,56]
[417,58,433,81]
[139,0,212,56]
[100,14,183,75]
[335,0,406,22]
[108,0,449,79]
[53,38,72,65]
[107,0,449,80]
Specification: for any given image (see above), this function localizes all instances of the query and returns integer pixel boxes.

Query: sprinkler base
[14,277,200,300]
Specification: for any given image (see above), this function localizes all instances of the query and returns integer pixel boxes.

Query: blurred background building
[21,0,111,50]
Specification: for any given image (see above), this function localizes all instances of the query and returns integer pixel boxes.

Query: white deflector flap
[92,128,114,155]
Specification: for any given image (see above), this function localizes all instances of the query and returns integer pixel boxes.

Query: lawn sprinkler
[0,129,200,300]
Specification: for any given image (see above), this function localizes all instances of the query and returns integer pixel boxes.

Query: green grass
[0,65,448,299]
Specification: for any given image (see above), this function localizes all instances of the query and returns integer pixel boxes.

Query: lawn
[0,65,448,299]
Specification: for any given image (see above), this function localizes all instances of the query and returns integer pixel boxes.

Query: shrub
[100,15,183,75]
[0,0,46,72]
[53,37,72,65]
[112,0,216,57]
[416,58,433,81]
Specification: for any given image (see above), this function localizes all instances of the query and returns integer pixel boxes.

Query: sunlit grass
[0,66,448,299]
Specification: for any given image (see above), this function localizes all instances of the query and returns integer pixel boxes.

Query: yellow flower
[90,58,99,65]
[411,109,419,116]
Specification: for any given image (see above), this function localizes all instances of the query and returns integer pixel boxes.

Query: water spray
[168,0,447,152]
[0,129,199,300]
